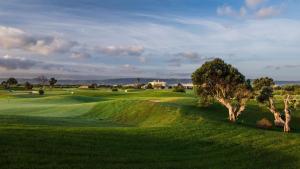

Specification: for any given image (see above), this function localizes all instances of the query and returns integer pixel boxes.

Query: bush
[256,118,273,129]
[39,89,45,95]
[111,88,118,92]
[24,82,33,90]
[173,86,186,93]
[89,83,97,89]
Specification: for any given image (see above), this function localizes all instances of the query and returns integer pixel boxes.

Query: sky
[0,0,300,80]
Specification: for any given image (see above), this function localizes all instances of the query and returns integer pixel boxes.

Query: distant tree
[39,88,45,95]
[253,77,275,91]
[173,83,185,93]
[89,83,97,89]
[24,82,33,90]
[1,81,9,89]
[111,87,118,92]
[36,75,48,88]
[254,77,298,132]
[6,77,18,88]
[136,78,141,84]
[49,78,57,88]
[192,58,252,122]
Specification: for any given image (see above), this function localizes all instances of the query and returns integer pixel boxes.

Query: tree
[6,77,18,88]
[89,83,97,89]
[36,75,48,88]
[1,81,8,89]
[192,58,252,122]
[282,85,298,132]
[254,77,284,127]
[254,77,298,132]
[24,82,33,90]
[49,78,57,88]
[253,77,275,91]
[173,83,185,93]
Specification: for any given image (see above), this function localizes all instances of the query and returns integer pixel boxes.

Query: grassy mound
[84,100,183,127]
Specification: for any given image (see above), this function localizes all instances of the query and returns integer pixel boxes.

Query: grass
[0,88,300,169]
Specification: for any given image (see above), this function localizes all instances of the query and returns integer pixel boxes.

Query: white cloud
[255,6,281,18]
[96,45,144,56]
[0,26,77,55]
[121,64,143,74]
[71,51,91,60]
[217,5,248,18]
[245,0,265,8]
[217,5,236,17]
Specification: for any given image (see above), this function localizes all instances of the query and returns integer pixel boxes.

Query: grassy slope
[0,89,300,169]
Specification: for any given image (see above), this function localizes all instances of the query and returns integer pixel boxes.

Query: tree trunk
[268,98,285,127]
[228,107,236,122]
[284,95,292,132]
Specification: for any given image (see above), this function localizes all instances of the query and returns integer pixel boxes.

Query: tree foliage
[253,77,275,91]
[173,83,185,93]
[192,58,252,122]
[49,78,58,87]
[254,77,298,132]
[7,77,18,86]
[24,82,33,90]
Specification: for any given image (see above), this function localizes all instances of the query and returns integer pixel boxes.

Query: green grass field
[1,88,300,169]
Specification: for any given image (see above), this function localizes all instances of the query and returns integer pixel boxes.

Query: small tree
[49,78,57,88]
[6,77,18,88]
[1,81,9,89]
[173,83,186,93]
[282,85,298,132]
[89,83,97,89]
[192,58,252,122]
[24,82,33,90]
[254,77,298,132]
[254,77,284,126]
[37,75,48,88]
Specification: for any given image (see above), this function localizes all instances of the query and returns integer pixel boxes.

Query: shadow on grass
[166,99,300,133]
[0,127,297,169]
[0,115,127,128]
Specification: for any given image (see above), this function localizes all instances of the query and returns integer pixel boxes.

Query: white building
[182,83,194,89]
[149,80,167,89]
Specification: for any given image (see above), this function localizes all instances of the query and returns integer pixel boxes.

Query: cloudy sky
[0,0,299,80]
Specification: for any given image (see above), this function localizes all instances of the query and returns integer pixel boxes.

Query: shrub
[24,82,33,90]
[89,83,97,89]
[256,118,273,129]
[111,88,118,92]
[39,89,45,95]
[173,85,186,93]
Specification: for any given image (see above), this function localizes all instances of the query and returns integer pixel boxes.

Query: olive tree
[49,78,57,88]
[6,77,18,88]
[254,77,298,132]
[253,77,285,126]
[282,86,298,132]
[192,58,252,122]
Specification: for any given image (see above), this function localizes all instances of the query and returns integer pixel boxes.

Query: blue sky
[0,0,299,80]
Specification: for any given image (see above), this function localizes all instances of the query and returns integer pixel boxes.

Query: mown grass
[0,88,300,169]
